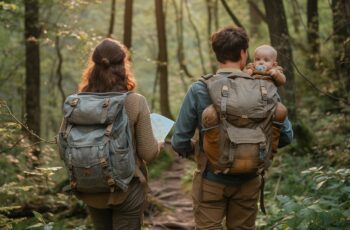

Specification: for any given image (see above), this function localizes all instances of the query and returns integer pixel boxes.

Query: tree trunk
[172,0,193,79]
[331,0,350,96]
[206,0,217,73]
[155,0,173,119]
[307,0,319,57]
[248,0,262,36]
[263,0,296,121]
[291,0,301,33]
[107,0,116,37]
[184,0,207,74]
[24,0,41,142]
[123,0,133,49]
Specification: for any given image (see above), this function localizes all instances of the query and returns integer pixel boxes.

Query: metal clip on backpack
[57,92,135,193]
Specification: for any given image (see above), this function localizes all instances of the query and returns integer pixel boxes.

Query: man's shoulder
[191,78,209,91]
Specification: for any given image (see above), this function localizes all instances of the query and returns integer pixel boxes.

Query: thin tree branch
[290,60,350,105]
[55,35,65,106]
[184,0,207,74]
[220,0,245,30]
[172,0,194,78]
[107,0,116,37]
[247,0,267,23]
[0,100,56,144]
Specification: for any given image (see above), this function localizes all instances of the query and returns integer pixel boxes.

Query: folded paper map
[150,113,175,142]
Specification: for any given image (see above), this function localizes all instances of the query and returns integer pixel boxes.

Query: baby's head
[253,45,277,71]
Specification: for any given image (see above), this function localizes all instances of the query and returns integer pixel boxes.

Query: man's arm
[278,117,293,148]
[171,86,199,157]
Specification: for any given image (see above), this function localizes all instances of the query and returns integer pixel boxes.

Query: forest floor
[143,155,195,230]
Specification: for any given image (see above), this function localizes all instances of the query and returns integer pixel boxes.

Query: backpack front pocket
[219,125,266,174]
[109,140,135,185]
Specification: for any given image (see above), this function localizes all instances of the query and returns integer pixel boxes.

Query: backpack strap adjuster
[104,123,113,136]
[259,143,266,160]
[102,98,109,108]
[221,85,229,97]
[100,158,108,168]
[70,98,79,107]
[220,85,229,119]
[107,177,116,192]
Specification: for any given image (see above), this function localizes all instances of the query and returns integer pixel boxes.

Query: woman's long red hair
[78,38,136,92]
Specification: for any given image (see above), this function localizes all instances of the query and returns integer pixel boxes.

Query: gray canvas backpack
[200,70,278,174]
[57,92,135,193]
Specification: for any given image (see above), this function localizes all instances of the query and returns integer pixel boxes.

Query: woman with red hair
[76,38,161,230]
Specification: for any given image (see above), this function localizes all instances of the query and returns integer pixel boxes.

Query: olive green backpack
[200,70,278,174]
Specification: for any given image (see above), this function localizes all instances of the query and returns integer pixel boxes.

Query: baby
[245,44,286,87]
[202,44,287,158]
[246,45,288,154]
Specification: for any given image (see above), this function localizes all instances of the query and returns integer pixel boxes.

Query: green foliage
[258,156,350,229]
[0,0,349,228]
[148,147,174,179]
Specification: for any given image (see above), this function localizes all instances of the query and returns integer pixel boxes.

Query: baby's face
[253,49,276,70]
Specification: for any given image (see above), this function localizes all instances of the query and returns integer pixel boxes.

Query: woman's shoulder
[126,92,146,102]
[125,92,149,115]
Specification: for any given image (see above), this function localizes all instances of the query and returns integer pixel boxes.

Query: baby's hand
[246,68,254,75]
[268,68,278,78]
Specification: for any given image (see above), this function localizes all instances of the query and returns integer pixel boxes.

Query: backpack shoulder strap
[198,73,214,85]
[225,71,253,80]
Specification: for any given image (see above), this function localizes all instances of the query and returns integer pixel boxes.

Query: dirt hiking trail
[143,155,195,230]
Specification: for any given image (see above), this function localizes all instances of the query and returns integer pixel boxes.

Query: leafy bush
[260,166,350,229]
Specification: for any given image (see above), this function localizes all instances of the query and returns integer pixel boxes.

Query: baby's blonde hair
[254,44,277,61]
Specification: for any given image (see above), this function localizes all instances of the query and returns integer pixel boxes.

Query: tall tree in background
[263,0,296,121]
[248,0,263,36]
[24,0,41,142]
[107,0,116,37]
[184,0,207,74]
[155,0,173,119]
[206,0,218,73]
[331,0,350,96]
[307,0,319,59]
[172,0,193,79]
[123,0,133,49]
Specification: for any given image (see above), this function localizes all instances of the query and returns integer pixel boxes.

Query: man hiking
[171,26,293,229]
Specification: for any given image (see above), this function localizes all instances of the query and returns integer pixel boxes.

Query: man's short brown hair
[211,26,249,63]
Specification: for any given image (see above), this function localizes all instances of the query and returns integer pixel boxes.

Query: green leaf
[32,211,45,224]
[44,222,54,230]
[26,223,44,229]
[316,180,327,190]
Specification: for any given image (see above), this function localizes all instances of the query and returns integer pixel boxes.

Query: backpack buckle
[100,159,108,168]
[107,177,115,186]
[70,98,79,107]
[104,124,113,136]
[259,143,266,160]
[107,177,116,192]
[260,86,268,100]
[102,98,109,108]
[221,85,229,97]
